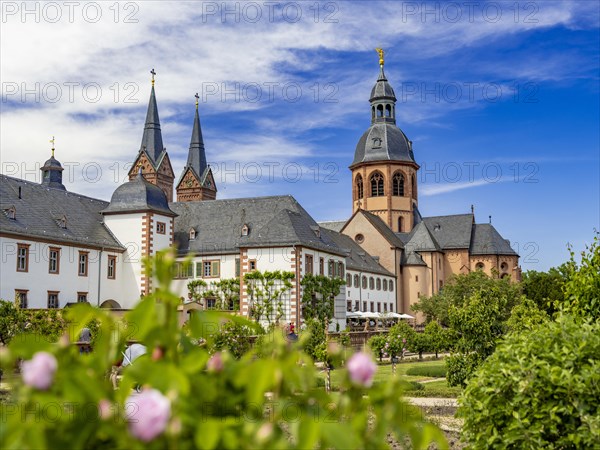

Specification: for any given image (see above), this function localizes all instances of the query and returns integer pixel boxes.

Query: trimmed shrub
[459,315,600,449]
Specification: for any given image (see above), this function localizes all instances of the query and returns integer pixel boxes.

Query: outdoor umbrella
[122,343,147,367]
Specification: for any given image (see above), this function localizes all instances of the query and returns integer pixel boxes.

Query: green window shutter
[187,263,193,278]
[235,258,240,277]
[196,262,202,277]
[212,261,220,277]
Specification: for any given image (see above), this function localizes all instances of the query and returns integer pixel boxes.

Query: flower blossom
[21,352,57,390]
[347,352,377,387]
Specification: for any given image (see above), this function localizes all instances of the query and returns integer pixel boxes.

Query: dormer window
[241,224,249,236]
[56,215,67,229]
[310,225,320,238]
[3,206,16,220]
[189,228,196,240]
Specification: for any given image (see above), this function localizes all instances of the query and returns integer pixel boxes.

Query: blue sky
[1,1,598,271]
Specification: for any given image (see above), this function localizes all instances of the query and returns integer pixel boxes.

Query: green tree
[459,315,600,449]
[368,334,387,362]
[424,321,445,358]
[301,274,345,328]
[409,333,430,360]
[0,300,24,345]
[387,322,415,359]
[446,289,517,387]
[506,298,549,334]
[412,271,522,327]
[521,266,568,316]
[558,232,600,322]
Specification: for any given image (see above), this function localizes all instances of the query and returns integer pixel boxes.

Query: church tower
[128,70,175,202]
[350,50,420,233]
[176,94,217,202]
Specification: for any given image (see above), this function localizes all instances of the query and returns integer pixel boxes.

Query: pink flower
[347,352,377,387]
[207,352,224,372]
[98,399,113,420]
[125,389,171,442]
[21,352,57,390]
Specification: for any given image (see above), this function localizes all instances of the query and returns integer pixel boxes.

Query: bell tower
[349,49,420,233]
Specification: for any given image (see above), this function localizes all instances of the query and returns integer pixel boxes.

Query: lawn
[318,359,460,397]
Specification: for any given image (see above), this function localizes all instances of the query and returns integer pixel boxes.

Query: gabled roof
[422,214,474,249]
[404,221,442,253]
[0,174,124,251]
[401,251,427,266]
[320,228,394,277]
[354,210,405,249]
[470,223,518,256]
[170,195,344,256]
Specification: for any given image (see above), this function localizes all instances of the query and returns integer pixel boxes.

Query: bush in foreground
[459,315,600,449]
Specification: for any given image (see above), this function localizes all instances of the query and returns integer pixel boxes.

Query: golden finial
[375,48,384,66]
[195,92,199,109]
[150,68,156,86]
[49,136,55,157]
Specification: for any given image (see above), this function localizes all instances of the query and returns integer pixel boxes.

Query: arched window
[370,172,384,197]
[383,279,388,291]
[362,276,367,289]
[376,278,381,290]
[392,171,405,196]
[346,274,352,286]
[412,174,416,197]
[398,216,404,232]
[389,280,394,291]
[369,277,374,290]
[500,262,508,271]
[385,104,391,117]
[356,174,364,199]
[371,106,375,120]
[475,262,485,271]
[354,275,360,288]
[337,262,344,278]
[377,105,383,117]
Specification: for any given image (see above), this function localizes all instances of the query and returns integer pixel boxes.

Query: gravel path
[405,397,458,407]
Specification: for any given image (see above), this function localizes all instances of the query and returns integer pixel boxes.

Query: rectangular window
[235,258,240,277]
[363,301,367,312]
[107,255,116,279]
[48,291,59,309]
[17,244,29,272]
[77,292,88,303]
[48,247,60,274]
[377,303,381,313]
[319,258,324,275]
[196,261,202,278]
[305,254,313,275]
[203,260,220,278]
[328,260,334,277]
[355,300,359,311]
[16,290,28,308]
[249,260,257,271]
[174,262,192,279]
[370,302,374,312]
[206,298,216,309]
[78,251,89,276]
[390,303,393,312]
[347,301,351,311]
[384,303,388,313]
[157,222,166,234]
[415,275,419,282]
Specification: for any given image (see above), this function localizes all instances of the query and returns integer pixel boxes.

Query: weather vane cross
[195,92,199,108]
[150,68,156,86]
[49,136,55,157]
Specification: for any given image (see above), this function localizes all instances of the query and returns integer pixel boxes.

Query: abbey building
[0,57,520,326]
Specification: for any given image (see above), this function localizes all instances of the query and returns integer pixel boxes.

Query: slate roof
[320,228,394,276]
[139,85,166,168]
[370,66,396,101]
[102,173,176,217]
[352,123,416,166]
[404,221,442,253]
[470,223,518,256]
[422,214,474,249]
[0,174,124,251]
[170,195,345,256]
[401,251,427,266]
[318,220,347,233]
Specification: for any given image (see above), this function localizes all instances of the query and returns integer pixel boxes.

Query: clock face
[186,179,193,187]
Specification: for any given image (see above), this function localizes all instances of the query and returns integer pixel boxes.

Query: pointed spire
[139,69,164,165]
[185,93,207,178]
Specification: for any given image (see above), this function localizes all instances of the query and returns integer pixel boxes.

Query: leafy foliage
[506,298,549,334]
[244,270,294,326]
[459,315,600,449]
[411,270,522,327]
[387,322,415,359]
[300,274,345,325]
[0,301,70,346]
[559,231,600,322]
[367,334,387,362]
[0,249,448,449]
[521,266,569,316]
[405,364,447,378]
[423,321,446,358]
[209,320,257,359]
